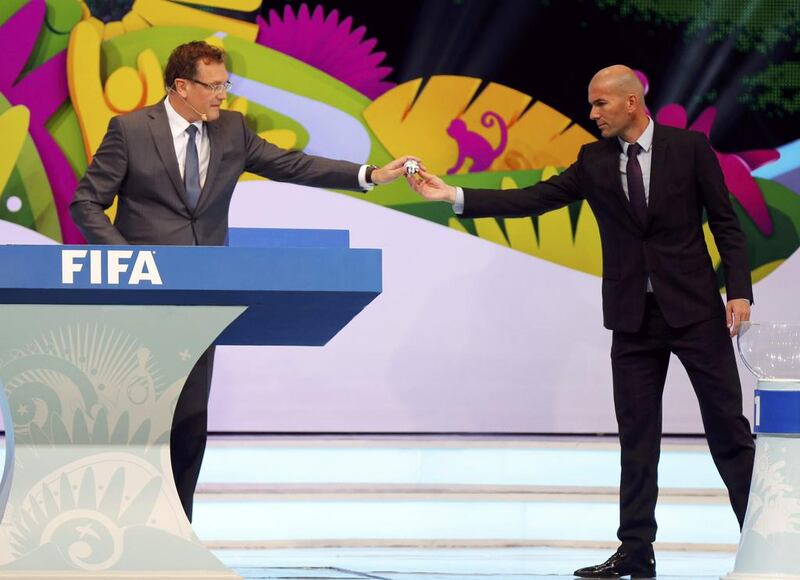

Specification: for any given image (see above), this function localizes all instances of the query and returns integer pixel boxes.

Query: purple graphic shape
[446,111,509,175]
[0,0,44,87]
[0,0,83,243]
[256,4,394,100]
[775,168,800,195]
[739,150,782,172]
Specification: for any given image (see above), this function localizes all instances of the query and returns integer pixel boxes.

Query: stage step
[190,437,741,550]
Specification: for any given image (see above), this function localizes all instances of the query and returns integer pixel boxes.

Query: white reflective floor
[191,436,740,548]
[215,546,736,579]
[194,499,740,545]
[0,435,745,577]
[196,441,725,489]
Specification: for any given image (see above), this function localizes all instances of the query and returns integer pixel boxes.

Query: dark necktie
[626,142,647,226]
[184,124,201,211]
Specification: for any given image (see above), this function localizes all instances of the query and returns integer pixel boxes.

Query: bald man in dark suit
[408,65,755,578]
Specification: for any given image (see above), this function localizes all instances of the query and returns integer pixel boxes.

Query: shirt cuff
[453,186,465,214]
[358,164,374,192]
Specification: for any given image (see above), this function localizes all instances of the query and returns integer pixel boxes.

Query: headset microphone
[168,85,208,122]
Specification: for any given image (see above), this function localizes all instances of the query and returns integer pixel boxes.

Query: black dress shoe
[574,549,656,578]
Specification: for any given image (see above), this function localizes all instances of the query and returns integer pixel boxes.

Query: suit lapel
[606,140,643,231]
[645,123,668,228]
[196,118,222,213]
[148,103,193,212]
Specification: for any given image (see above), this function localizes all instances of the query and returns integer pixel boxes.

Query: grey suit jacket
[70,101,364,246]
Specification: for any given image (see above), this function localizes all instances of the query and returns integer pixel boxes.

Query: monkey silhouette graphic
[446,111,509,174]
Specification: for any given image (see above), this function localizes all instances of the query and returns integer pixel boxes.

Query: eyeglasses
[189,78,232,95]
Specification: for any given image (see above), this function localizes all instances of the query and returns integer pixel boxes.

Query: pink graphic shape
[0,0,83,243]
[256,4,395,99]
[657,104,778,235]
[634,69,649,94]
[634,69,652,116]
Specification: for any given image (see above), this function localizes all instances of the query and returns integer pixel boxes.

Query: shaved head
[591,65,645,102]
[588,64,649,141]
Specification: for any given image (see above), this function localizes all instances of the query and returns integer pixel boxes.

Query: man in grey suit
[70,41,414,520]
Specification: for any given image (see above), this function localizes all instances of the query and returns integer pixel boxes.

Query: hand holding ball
[404,159,422,181]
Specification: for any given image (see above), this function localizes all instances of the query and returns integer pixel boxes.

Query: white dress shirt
[164,97,210,188]
[163,97,373,192]
[618,117,654,204]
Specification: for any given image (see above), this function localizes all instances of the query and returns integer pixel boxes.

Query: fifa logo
[61,250,163,285]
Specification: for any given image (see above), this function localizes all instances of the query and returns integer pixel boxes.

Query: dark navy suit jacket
[462,123,753,332]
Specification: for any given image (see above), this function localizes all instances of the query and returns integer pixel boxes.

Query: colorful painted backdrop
[2,0,799,433]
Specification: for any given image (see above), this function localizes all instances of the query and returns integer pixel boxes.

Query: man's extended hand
[726,298,751,337]
[405,168,457,203]
[370,156,421,185]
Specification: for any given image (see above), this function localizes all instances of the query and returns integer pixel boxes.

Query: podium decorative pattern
[0,304,244,576]
[732,437,800,576]
[7,458,162,570]
[745,442,800,539]
[0,322,179,447]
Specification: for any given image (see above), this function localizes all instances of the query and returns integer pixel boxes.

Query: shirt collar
[618,117,654,154]
[163,96,204,140]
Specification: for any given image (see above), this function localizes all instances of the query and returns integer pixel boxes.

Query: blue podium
[0,229,381,578]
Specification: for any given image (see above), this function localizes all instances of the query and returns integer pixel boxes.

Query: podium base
[0,305,248,579]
